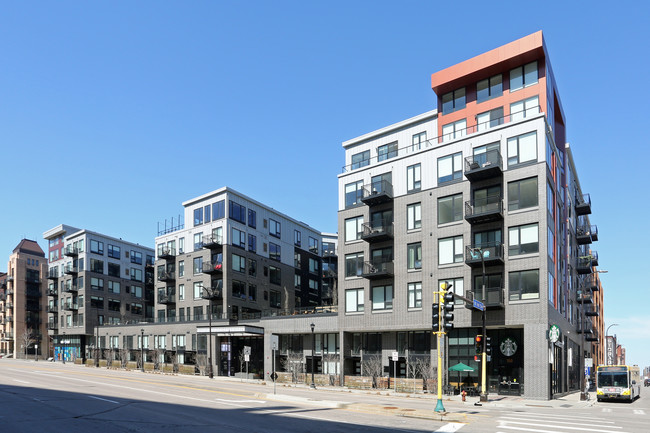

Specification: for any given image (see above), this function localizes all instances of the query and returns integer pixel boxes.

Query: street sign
[585,357,593,367]
[473,299,485,311]
[392,351,399,361]
[270,335,279,350]
[243,345,251,355]
[244,354,250,362]
[271,372,278,381]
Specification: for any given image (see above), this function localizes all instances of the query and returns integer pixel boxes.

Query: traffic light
[443,285,454,331]
[432,303,440,332]
[475,335,483,355]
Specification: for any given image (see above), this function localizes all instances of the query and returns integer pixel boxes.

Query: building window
[178,284,185,301]
[507,131,537,167]
[247,209,256,228]
[232,253,246,273]
[249,284,257,302]
[438,152,462,184]
[407,202,421,230]
[249,258,257,277]
[308,237,318,254]
[107,262,120,277]
[407,282,422,309]
[412,131,426,151]
[294,230,301,247]
[248,234,257,253]
[345,180,364,208]
[371,285,393,311]
[178,260,185,277]
[508,177,538,211]
[294,274,301,289]
[509,269,539,300]
[442,87,465,113]
[407,243,422,270]
[269,290,281,308]
[439,236,463,265]
[269,266,281,285]
[441,119,466,142]
[309,258,319,274]
[193,257,203,275]
[90,277,104,291]
[477,74,502,102]
[510,61,538,92]
[107,244,120,259]
[345,288,364,313]
[309,279,318,292]
[377,142,398,162]
[345,252,364,278]
[193,282,203,299]
[510,96,539,122]
[194,207,203,226]
[229,201,246,224]
[509,224,539,255]
[130,251,142,265]
[407,163,421,192]
[232,280,246,299]
[345,216,364,242]
[231,227,246,248]
[90,296,104,309]
[90,259,104,274]
[477,107,504,131]
[193,233,202,251]
[351,150,370,170]
[269,243,281,261]
[203,204,211,223]
[269,219,281,238]
[212,200,225,220]
[90,240,104,255]
[438,194,462,224]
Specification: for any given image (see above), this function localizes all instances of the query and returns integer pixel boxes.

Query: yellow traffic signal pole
[434,287,445,413]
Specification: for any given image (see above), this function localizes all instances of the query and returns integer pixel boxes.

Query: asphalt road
[2,360,648,432]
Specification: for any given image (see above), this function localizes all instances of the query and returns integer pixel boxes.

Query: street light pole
[62,332,66,364]
[141,328,145,373]
[470,247,488,403]
[202,284,215,379]
[310,323,316,389]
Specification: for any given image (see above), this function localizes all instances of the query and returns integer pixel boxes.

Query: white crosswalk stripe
[497,412,629,433]
[433,423,465,432]
[632,409,645,415]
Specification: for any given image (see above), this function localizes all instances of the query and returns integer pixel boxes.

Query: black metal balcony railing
[202,235,223,249]
[465,287,505,309]
[590,225,598,242]
[465,242,505,267]
[158,291,176,304]
[576,224,593,245]
[46,288,58,297]
[64,245,79,257]
[63,284,78,293]
[63,303,79,311]
[361,219,394,243]
[157,271,176,282]
[577,291,593,304]
[64,264,78,275]
[586,328,599,342]
[585,305,599,317]
[591,251,599,267]
[575,193,592,216]
[579,274,599,291]
[361,260,394,280]
[47,322,58,330]
[464,196,504,224]
[47,305,58,313]
[202,281,223,300]
[577,316,593,334]
[576,255,594,274]
[159,247,176,259]
[47,269,59,279]
[25,275,41,283]
[464,149,503,181]
[202,261,224,275]
[360,180,394,206]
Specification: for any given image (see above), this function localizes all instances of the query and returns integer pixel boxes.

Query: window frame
[345,215,364,243]
[407,282,422,309]
[438,194,463,225]
[438,235,464,265]
[407,163,421,192]
[437,152,463,184]
[508,223,539,256]
[407,202,422,230]
[345,288,364,313]
[407,242,422,270]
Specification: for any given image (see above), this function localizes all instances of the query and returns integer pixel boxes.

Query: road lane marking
[215,398,265,406]
[633,409,645,415]
[501,417,622,429]
[13,379,29,384]
[88,395,119,404]
[434,423,465,432]
[502,412,612,422]
[602,408,612,412]
[499,420,628,433]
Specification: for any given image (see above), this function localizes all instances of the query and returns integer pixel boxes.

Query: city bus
[596,365,641,402]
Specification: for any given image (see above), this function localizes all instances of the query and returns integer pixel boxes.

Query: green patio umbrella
[449,362,476,392]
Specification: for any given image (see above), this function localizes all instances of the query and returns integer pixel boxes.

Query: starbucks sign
[500,337,518,356]
[549,324,561,343]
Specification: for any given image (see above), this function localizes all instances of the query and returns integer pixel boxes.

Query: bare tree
[119,348,129,368]
[134,350,143,371]
[323,353,340,386]
[172,351,179,373]
[195,354,207,376]
[104,348,115,368]
[281,352,305,383]
[20,329,36,359]
[238,349,246,376]
[152,347,164,371]
[415,357,436,392]
[361,354,384,389]
[405,354,419,393]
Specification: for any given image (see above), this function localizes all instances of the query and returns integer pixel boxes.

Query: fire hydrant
[461,389,467,402]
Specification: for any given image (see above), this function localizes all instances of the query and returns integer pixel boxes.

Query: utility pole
[433,281,455,413]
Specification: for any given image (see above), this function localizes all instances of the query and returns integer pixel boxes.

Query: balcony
[465,243,505,268]
[591,251,599,267]
[464,150,503,182]
[465,287,505,309]
[6,275,13,283]
[202,280,224,300]
[47,322,58,331]
[577,317,593,334]
[158,288,176,305]
[46,288,58,297]
[64,264,78,275]
[585,305,599,317]
[63,284,78,293]
[576,224,593,245]
[464,197,503,224]
[575,193,592,215]
[360,260,394,280]
[580,274,599,292]
[576,256,594,274]
[63,303,79,311]
[586,329,599,342]
[202,235,223,250]
[202,260,224,275]
[159,247,176,260]
[361,219,394,243]
[157,271,176,282]
[577,291,593,304]
[47,269,59,279]
[64,245,79,257]
[47,305,58,313]
[360,180,393,206]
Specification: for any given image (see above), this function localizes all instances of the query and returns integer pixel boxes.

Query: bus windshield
[598,372,628,387]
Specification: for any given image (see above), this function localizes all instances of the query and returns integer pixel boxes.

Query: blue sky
[1,2,648,369]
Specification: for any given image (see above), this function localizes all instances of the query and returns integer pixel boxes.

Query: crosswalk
[496,411,631,433]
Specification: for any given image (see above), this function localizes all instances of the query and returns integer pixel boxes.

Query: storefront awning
[196,325,264,337]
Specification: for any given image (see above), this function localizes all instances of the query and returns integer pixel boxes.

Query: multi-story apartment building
[43,224,155,361]
[0,240,49,358]
[336,31,601,399]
